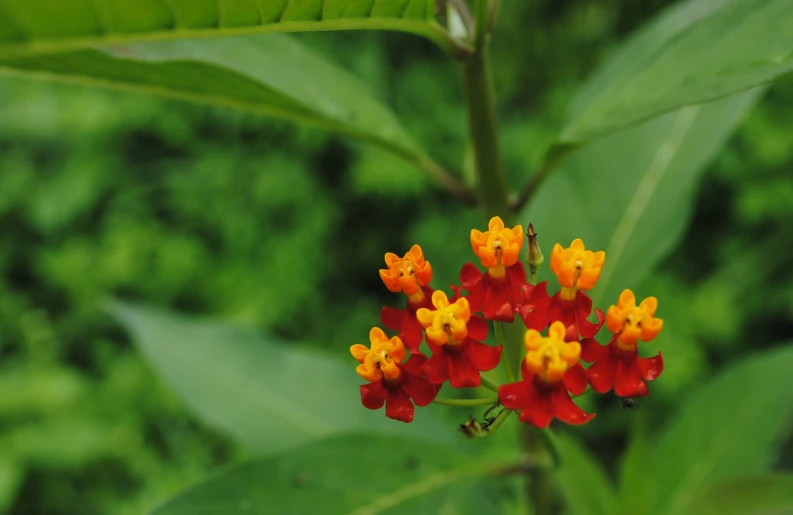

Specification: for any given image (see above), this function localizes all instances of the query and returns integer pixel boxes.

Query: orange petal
[350,344,370,362]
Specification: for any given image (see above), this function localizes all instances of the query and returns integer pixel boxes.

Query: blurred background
[1,0,792,513]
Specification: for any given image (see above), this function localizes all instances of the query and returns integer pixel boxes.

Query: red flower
[582,290,664,397]
[351,328,437,423]
[519,282,604,338]
[460,216,527,321]
[498,322,594,428]
[380,285,433,352]
[519,238,606,338]
[379,245,435,351]
[416,291,502,388]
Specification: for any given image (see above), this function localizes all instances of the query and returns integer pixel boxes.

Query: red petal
[401,372,437,407]
[401,312,424,351]
[360,382,386,410]
[448,351,480,388]
[586,353,619,394]
[525,282,551,308]
[525,390,554,428]
[563,362,588,396]
[499,380,532,411]
[638,352,664,382]
[423,351,450,385]
[549,293,575,330]
[564,323,579,342]
[576,293,604,338]
[519,302,550,331]
[385,388,415,422]
[506,263,528,307]
[380,306,404,332]
[580,337,605,363]
[467,315,489,341]
[401,353,427,375]
[483,278,513,321]
[614,358,649,398]
[552,387,595,425]
[465,338,502,371]
[460,262,484,289]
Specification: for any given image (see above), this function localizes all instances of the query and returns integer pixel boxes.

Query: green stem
[494,321,516,383]
[463,2,509,220]
[479,375,501,393]
[475,408,513,438]
[433,396,499,407]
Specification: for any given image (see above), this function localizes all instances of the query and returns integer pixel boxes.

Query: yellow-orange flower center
[524,321,581,383]
[350,327,406,382]
[379,244,433,298]
[550,239,605,298]
[416,290,471,346]
[470,216,524,278]
[606,289,664,351]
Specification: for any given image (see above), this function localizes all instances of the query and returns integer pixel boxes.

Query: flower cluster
[351,217,664,428]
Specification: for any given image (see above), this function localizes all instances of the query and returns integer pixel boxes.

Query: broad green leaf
[106,300,456,455]
[562,0,793,143]
[151,433,506,515]
[0,34,423,161]
[524,88,765,309]
[652,344,793,515]
[615,413,652,515]
[0,1,461,56]
[680,475,793,515]
[556,433,616,515]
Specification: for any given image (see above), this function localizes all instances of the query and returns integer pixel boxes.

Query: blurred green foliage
[0,0,792,513]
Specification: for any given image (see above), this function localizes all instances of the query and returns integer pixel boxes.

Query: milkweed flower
[581,290,664,397]
[379,245,434,351]
[459,217,527,321]
[519,239,605,338]
[498,321,594,428]
[417,291,502,388]
[350,327,437,423]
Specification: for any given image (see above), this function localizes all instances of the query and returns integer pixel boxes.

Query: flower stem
[479,374,501,393]
[494,321,516,383]
[474,408,513,438]
[433,396,499,407]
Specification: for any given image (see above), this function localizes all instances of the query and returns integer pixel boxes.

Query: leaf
[0,1,461,57]
[105,300,455,455]
[0,34,423,160]
[651,344,793,515]
[555,433,616,515]
[150,433,506,515]
[615,413,653,515]
[680,475,793,515]
[524,88,765,309]
[562,0,793,143]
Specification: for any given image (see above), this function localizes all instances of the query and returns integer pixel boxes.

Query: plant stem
[463,1,509,220]
[433,396,499,407]
[479,374,501,393]
[475,408,513,438]
[462,4,555,513]
[494,321,516,383]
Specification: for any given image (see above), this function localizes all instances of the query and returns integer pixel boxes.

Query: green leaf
[680,475,793,515]
[615,413,652,515]
[524,88,765,309]
[150,433,506,515]
[0,34,424,161]
[106,300,455,455]
[562,0,793,143]
[556,433,616,515]
[0,1,462,57]
[651,344,793,515]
